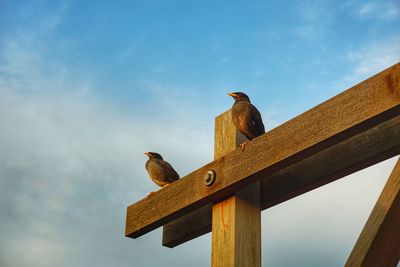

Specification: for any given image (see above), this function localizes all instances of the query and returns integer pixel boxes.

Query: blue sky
[0,1,399,267]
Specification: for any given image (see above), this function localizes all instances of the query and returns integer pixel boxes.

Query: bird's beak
[144,152,151,157]
[228,92,237,97]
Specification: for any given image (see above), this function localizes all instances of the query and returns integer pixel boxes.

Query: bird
[144,152,179,195]
[228,92,265,150]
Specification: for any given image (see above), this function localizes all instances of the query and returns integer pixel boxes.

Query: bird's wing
[164,161,180,182]
[170,168,180,181]
[250,104,265,136]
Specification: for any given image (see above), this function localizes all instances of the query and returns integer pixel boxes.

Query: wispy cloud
[293,0,333,40]
[356,1,400,20]
[339,35,400,87]
[0,3,213,267]
[0,78,213,267]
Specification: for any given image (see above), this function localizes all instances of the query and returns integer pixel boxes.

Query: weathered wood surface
[163,115,400,247]
[211,111,261,267]
[162,204,212,248]
[126,63,400,239]
[213,110,248,159]
[212,182,261,267]
[345,159,400,267]
[260,115,400,210]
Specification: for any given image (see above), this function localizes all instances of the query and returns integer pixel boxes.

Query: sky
[0,0,399,266]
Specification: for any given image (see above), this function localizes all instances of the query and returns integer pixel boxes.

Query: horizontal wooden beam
[126,63,400,239]
[345,158,400,267]
[163,204,212,247]
[163,115,400,247]
[260,116,400,210]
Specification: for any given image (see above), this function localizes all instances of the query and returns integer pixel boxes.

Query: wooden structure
[126,63,400,266]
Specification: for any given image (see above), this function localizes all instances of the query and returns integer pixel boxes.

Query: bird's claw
[240,142,248,151]
[146,191,156,197]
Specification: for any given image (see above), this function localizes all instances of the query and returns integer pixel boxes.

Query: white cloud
[293,0,333,40]
[339,35,400,87]
[0,79,213,267]
[357,1,400,20]
[0,3,213,267]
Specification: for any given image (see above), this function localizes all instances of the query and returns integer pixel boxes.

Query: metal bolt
[203,170,216,186]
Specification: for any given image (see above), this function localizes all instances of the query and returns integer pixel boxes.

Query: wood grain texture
[213,110,248,159]
[345,159,400,267]
[162,204,212,248]
[211,111,261,267]
[162,115,400,247]
[126,63,400,239]
[212,183,261,267]
[261,115,400,210]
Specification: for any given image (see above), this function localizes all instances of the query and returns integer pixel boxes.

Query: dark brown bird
[144,152,179,192]
[228,92,265,149]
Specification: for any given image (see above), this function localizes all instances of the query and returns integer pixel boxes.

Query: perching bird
[228,92,265,149]
[144,152,179,192]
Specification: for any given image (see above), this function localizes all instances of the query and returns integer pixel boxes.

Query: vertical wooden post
[211,110,262,267]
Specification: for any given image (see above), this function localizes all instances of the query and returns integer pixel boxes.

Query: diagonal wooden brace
[346,158,400,267]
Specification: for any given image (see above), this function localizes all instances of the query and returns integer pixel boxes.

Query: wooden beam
[211,111,261,266]
[163,115,400,247]
[126,63,400,239]
[345,159,400,267]
[162,204,212,248]
[260,115,400,210]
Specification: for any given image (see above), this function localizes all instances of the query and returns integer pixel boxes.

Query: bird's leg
[147,184,170,197]
[240,141,248,151]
